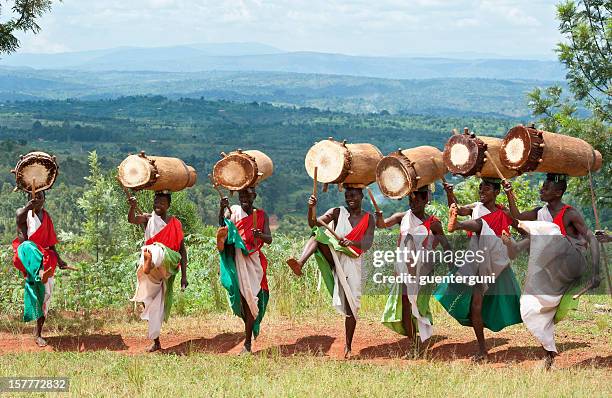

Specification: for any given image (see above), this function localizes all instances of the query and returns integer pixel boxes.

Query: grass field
[0,294,610,398]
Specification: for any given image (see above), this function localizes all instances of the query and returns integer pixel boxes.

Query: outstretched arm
[502,181,539,221]
[443,182,472,216]
[375,211,405,229]
[128,196,149,225]
[430,220,452,251]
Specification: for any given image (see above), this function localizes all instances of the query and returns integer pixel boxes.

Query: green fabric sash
[155,243,181,322]
[553,283,580,324]
[433,267,522,332]
[381,282,433,336]
[17,241,45,322]
[311,226,357,297]
[219,219,268,338]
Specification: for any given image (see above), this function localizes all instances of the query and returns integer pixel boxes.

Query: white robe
[456,202,511,292]
[395,210,435,342]
[230,205,264,319]
[27,210,53,317]
[519,205,587,353]
[131,212,170,340]
[326,206,364,318]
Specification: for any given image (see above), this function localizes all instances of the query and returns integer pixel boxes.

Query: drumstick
[572,283,597,299]
[366,187,381,213]
[252,206,258,245]
[31,178,36,199]
[208,174,232,217]
[116,176,143,215]
[484,151,507,182]
[63,265,79,271]
[313,167,318,198]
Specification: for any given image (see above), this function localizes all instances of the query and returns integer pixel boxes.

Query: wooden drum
[443,130,516,178]
[376,146,446,199]
[212,149,273,191]
[118,152,197,192]
[500,125,602,176]
[304,138,382,188]
[11,151,59,192]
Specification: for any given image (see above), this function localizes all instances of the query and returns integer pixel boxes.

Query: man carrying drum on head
[128,191,188,352]
[286,186,375,359]
[376,185,451,354]
[13,190,68,347]
[501,173,601,369]
[217,187,273,355]
[434,177,523,362]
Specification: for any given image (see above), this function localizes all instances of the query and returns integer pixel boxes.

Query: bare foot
[143,249,153,275]
[286,258,303,277]
[447,203,459,232]
[216,227,228,251]
[343,345,353,359]
[147,341,161,353]
[35,336,47,347]
[470,351,488,363]
[541,351,556,370]
[239,346,252,356]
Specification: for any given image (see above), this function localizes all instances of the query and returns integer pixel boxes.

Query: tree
[528,1,611,222]
[556,0,611,122]
[0,1,54,55]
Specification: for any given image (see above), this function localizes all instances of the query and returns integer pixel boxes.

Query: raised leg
[287,237,335,276]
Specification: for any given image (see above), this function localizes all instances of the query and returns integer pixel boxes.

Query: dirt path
[0,317,609,369]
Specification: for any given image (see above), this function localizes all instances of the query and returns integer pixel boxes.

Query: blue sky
[12,0,562,58]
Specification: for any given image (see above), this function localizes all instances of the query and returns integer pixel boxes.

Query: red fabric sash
[480,206,513,237]
[344,211,371,256]
[146,217,184,252]
[552,205,572,236]
[422,215,440,249]
[12,210,59,278]
[235,209,269,291]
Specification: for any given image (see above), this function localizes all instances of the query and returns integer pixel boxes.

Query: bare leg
[240,294,255,354]
[287,237,335,276]
[35,316,47,347]
[344,296,357,359]
[543,349,556,370]
[447,205,483,234]
[216,226,228,251]
[502,232,530,260]
[143,249,153,275]
[147,337,161,352]
[401,292,416,342]
[470,288,487,361]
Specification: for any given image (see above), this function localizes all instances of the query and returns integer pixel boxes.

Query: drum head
[305,140,349,183]
[118,155,155,189]
[443,134,484,176]
[14,152,58,192]
[213,153,257,191]
[500,125,539,172]
[376,154,416,199]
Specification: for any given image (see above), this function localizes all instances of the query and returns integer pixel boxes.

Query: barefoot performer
[434,178,522,361]
[502,173,601,369]
[13,190,68,347]
[377,186,451,349]
[287,187,375,358]
[129,191,188,352]
[217,187,272,354]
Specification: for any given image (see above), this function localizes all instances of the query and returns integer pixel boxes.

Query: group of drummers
[10,128,606,370]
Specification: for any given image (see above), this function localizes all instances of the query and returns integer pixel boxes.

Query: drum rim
[14,152,59,192]
[304,139,351,184]
[212,152,259,191]
[117,154,158,189]
[376,152,417,199]
[500,125,544,174]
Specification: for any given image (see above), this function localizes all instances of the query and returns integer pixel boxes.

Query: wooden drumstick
[366,187,381,213]
[313,167,318,198]
[484,150,507,182]
[31,178,36,199]
[572,282,598,299]
[116,176,143,215]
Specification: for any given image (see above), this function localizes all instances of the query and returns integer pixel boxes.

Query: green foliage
[0,1,54,54]
[556,0,611,121]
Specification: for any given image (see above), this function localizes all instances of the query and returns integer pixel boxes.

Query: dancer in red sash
[217,187,273,354]
[129,191,188,352]
[13,191,68,347]
[502,173,600,369]
[286,187,375,358]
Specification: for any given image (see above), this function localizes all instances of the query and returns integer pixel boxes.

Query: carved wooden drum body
[304,138,382,188]
[212,149,273,191]
[376,146,446,199]
[443,133,516,178]
[500,125,602,176]
[118,152,197,192]
[12,151,59,192]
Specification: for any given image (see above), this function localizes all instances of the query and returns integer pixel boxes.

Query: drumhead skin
[118,155,156,189]
[213,153,257,191]
[13,151,58,192]
[443,134,484,176]
[376,154,415,199]
[305,140,349,184]
[499,125,540,172]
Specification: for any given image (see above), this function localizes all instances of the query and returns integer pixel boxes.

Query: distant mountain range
[0,42,565,81]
